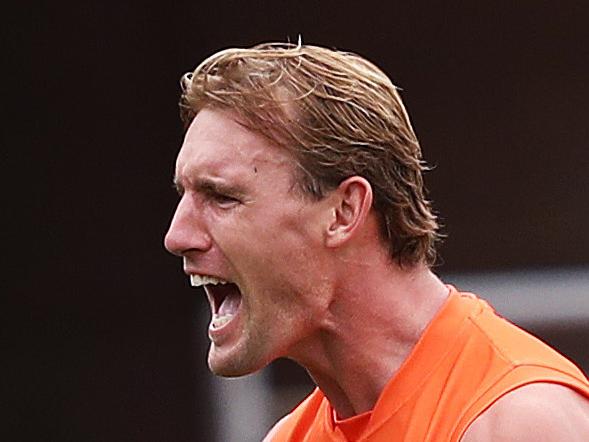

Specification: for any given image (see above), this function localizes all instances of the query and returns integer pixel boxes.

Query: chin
[208,362,251,378]
[207,348,268,378]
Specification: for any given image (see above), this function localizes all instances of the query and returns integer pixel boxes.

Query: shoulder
[461,382,589,442]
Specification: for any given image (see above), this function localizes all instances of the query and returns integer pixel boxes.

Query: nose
[164,194,212,256]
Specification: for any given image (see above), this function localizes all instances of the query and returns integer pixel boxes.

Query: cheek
[205,208,248,243]
[207,202,322,274]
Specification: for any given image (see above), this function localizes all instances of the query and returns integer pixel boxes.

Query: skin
[165,107,449,411]
[165,108,589,439]
[165,108,337,377]
[461,383,589,441]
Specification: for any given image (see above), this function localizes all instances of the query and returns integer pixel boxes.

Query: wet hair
[179,42,441,267]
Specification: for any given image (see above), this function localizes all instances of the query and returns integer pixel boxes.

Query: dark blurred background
[5,1,589,441]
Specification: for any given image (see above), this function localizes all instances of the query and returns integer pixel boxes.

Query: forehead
[176,108,295,181]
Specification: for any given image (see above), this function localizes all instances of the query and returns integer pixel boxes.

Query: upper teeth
[190,274,229,287]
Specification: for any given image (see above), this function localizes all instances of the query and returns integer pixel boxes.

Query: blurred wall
[6,1,588,441]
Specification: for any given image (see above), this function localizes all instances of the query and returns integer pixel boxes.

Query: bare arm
[461,383,589,442]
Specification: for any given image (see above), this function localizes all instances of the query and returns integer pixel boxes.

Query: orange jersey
[270,289,589,441]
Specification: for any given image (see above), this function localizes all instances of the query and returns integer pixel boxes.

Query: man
[164,43,589,441]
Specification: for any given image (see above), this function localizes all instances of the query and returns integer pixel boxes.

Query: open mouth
[190,275,242,329]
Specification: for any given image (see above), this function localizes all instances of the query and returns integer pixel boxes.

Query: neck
[289,262,449,419]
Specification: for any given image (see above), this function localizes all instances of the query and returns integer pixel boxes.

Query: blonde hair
[179,42,441,266]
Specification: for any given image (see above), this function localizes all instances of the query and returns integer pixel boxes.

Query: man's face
[165,108,333,376]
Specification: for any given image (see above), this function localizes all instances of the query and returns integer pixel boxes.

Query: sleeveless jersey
[270,289,589,441]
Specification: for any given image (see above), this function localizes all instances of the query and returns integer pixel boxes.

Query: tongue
[218,285,242,316]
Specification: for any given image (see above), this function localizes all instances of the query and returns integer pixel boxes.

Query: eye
[210,192,241,208]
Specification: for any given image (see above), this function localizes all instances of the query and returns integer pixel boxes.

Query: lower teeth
[212,314,233,328]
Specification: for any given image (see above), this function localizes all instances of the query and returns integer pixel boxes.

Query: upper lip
[183,267,226,279]
[186,271,227,279]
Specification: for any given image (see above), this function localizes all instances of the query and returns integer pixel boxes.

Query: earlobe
[325,176,373,248]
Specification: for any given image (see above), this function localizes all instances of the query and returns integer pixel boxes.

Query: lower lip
[208,309,241,344]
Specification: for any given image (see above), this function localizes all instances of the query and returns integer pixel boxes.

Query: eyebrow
[173,176,246,198]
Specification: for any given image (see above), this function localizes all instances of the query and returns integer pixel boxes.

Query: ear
[325,176,373,248]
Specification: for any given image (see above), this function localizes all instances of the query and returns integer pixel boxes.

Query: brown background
[5,1,588,441]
